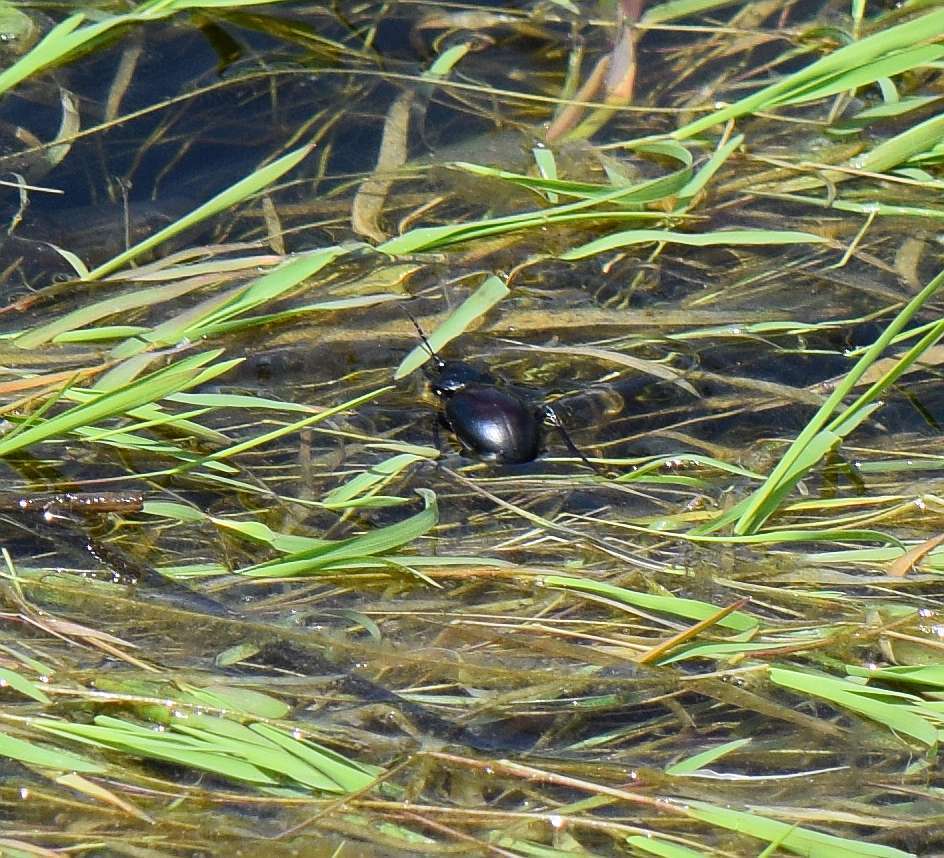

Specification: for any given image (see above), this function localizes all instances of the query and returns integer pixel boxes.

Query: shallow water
[1,1,943,855]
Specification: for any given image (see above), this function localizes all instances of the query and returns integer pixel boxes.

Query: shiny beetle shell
[442,384,543,463]
[402,308,598,470]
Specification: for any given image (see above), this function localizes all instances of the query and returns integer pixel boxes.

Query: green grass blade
[249,723,380,791]
[543,575,758,631]
[454,148,692,203]
[856,112,944,176]
[323,452,431,506]
[846,665,944,689]
[198,292,400,338]
[396,275,510,378]
[85,144,314,280]
[199,385,392,465]
[685,799,915,857]
[671,7,944,140]
[16,278,215,349]
[37,718,281,785]
[674,133,744,210]
[774,45,944,107]
[0,730,103,774]
[239,489,438,577]
[0,13,86,96]
[179,244,350,338]
[769,668,937,747]
[625,836,708,857]
[726,266,944,535]
[211,517,334,554]
[377,177,688,257]
[170,724,346,792]
[0,667,51,704]
[665,738,752,775]
[0,2,298,99]
[657,640,825,665]
[643,0,747,24]
[560,228,825,260]
[177,686,290,720]
[0,351,231,457]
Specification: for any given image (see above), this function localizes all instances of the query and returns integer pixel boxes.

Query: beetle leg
[433,412,467,458]
[431,411,446,455]
[543,405,606,475]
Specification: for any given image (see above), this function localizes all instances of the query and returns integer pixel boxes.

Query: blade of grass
[376,176,688,257]
[323,452,432,506]
[560,227,826,260]
[15,277,213,349]
[0,351,234,457]
[685,800,915,858]
[669,7,944,140]
[0,1,291,98]
[543,575,758,632]
[196,385,392,466]
[665,737,752,776]
[773,45,944,108]
[624,836,707,858]
[85,144,314,280]
[249,722,380,791]
[238,489,437,577]
[0,667,51,704]
[711,267,944,536]
[396,275,510,378]
[110,245,352,358]
[769,668,937,747]
[35,718,282,786]
[0,730,103,774]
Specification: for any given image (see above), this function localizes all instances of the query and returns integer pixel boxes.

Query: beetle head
[429,360,495,397]
[401,305,497,396]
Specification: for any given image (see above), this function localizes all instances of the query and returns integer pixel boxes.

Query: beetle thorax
[430,361,496,397]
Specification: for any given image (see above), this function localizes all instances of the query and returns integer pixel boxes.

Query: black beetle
[405,312,601,471]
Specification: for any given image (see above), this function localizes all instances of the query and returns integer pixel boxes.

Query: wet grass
[0,0,942,854]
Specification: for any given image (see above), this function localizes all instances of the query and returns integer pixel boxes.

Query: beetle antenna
[401,304,445,369]
[543,405,607,476]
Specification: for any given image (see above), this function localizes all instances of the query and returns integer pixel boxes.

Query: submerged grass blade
[856,112,944,174]
[36,718,283,786]
[377,175,688,256]
[248,722,380,792]
[0,667,51,704]
[624,836,707,858]
[323,452,433,506]
[0,1,291,98]
[15,277,214,349]
[196,385,392,466]
[239,489,438,577]
[174,244,349,339]
[708,266,944,536]
[86,144,314,280]
[684,800,915,858]
[769,668,937,747]
[0,730,103,774]
[665,737,752,776]
[0,351,234,457]
[560,227,825,260]
[35,707,381,794]
[543,575,758,632]
[846,665,944,689]
[670,7,944,140]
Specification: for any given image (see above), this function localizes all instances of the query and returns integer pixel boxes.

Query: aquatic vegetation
[0,0,941,855]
